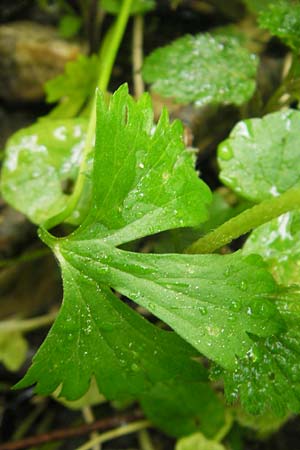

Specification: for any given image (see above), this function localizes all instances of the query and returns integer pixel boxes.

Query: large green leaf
[57,244,282,369]
[218,109,300,202]
[258,0,300,51]
[142,33,258,107]
[17,85,286,422]
[1,118,92,225]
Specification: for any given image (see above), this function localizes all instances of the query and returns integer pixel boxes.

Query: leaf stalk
[186,186,300,254]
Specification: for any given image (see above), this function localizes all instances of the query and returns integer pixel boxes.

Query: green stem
[44,0,133,230]
[0,311,57,334]
[0,248,50,268]
[75,420,151,450]
[186,187,300,254]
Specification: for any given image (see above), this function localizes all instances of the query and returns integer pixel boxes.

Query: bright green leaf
[0,331,28,372]
[1,118,92,225]
[218,109,300,202]
[57,244,283,369]
[176,432,226,450]
[243,0,273,14]
[101,0,155,14]
[45,54,99,118]
[259,0,300,51]
[16,85,286,424]
[142,33,258,106]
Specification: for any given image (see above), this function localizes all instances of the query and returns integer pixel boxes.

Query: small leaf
[218,109,300,202]
[176,432,226,450]
[0,331,28,372]
[45,54,99,118]
[1,118,91,225]
[142,33,258,107]
[58,14,82,39]
[259,0,300,51]
[101,0,155,14]
[141,380,225,438]
[244,211,300,286]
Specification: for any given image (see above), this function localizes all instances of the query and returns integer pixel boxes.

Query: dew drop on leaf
[218,143,233,161]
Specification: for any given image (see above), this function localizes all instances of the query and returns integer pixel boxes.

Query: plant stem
[75,420,151,450]
[0,411,144,450]
[132,14,145,98]
[138,429,156,450]
[0,248,50,268]
[44,0,133,230]
[0,311,57,334]
[186,186,300,254]
[82,407,101,450]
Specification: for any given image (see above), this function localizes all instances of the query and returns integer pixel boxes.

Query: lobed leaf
[218,109,300,202]
[45,54,99,119]
[16,85,291,424]
[142,33,258,107]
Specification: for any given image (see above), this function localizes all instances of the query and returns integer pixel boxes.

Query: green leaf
[176,432,226,450]
[0,331,28,372]
[58,14,82,39]
[218,109,300,202]
[142,33,258,107]
[243,0,273,14]
[244,211,300,286]
[215,288,300,416]
[17,264,206,400]
[17,85,285,423]
[141,381,225,438]
[45,55,99,119]
[1,118,92,225]
[258,0,300,51]
[101,0,155,14]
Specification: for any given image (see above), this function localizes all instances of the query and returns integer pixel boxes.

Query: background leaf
[244,211,300,286]
[258,0,300,51]
[218,109,300,202]
[45,55,99,119]
[142,33,258,107]
[1,118,91,225]
[0,331,28,372]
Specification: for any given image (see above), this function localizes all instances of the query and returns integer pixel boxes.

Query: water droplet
[131,363,139,372]
[229,300,241,312]
[199,306,207,315]
[240,281,247,291]
[218,143,233,161]
[138,162,144,169]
